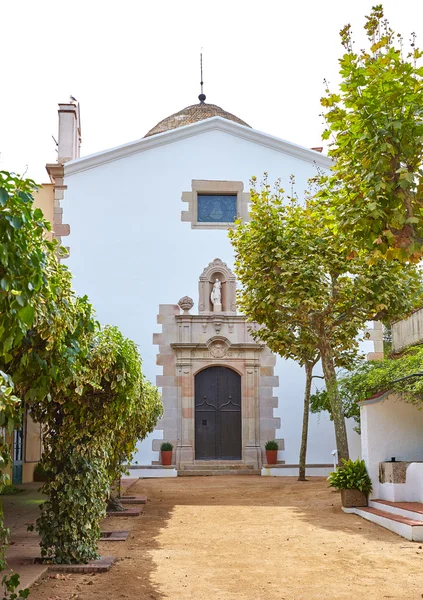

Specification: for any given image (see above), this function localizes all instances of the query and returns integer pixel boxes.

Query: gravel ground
[28,476,423,600]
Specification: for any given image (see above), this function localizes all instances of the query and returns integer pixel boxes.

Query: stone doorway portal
[195,366,241,460]
[152,257,283,470]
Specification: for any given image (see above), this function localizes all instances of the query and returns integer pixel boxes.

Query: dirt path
[28,476,423,600]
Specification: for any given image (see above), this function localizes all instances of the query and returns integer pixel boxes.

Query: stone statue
[210,278,222,307]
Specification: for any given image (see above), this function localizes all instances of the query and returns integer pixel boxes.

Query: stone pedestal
[176,444,194,465]
[213,303,222,312]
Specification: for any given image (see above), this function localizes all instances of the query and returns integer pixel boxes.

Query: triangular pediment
[64,116,332,176]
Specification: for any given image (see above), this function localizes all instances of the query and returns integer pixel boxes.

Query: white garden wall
[360,393,423,499]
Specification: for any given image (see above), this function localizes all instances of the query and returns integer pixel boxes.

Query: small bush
[265,440,278,451]
[160,442,173,451]
[0,484,24,495]
[33,463,50,482]
[328,458,373,494]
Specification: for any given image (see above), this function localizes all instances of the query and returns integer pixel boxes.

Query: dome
[144,102,251,137]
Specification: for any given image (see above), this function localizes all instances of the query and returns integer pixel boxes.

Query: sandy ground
[27,476,423,600]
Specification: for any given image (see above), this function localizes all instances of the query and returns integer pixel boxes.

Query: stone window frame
[181,180,250,230]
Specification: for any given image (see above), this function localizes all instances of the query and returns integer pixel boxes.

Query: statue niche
[198,258,236,314]
[210,278,222,312]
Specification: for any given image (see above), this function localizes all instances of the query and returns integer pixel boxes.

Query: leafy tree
[0,171,52,360]
[321,5,423,261]
[229,177,422,461]
[11,270,162,563]
[244,310,319,480]
[310,377,361,432]
[1,171,162,564]
[0,171,52,596]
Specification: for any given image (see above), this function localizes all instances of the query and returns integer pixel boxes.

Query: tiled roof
[144,102,251,137]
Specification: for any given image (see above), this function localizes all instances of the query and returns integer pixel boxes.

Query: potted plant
[265,440,278,465]
[160,442,173,466]
[328,458,373,507]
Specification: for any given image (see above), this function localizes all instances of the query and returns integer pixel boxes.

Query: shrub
[0,484,24,496]
[33,463,50,482]
[328,458,372,494]
[265,440,278,451]
[160,442,173,451]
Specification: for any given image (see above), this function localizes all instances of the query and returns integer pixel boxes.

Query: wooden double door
[195,366,242,460]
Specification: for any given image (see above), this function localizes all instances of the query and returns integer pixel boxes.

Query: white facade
[62,112,361,472]
[360,393,423,501]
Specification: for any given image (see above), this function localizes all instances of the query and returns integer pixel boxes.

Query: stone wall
[153,302,281,469]
[392,308,423,353]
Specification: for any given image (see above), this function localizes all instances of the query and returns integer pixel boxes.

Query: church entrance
[195,366,241,460]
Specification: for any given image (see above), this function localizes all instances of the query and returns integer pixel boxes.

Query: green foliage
[310,380,361,432]
[37,446,108,564]
[265,440,278,451]
[0,171,52,361]
[22,323,162,564]
[0,171,163,565]
[0,172,44,593]
[324,347,423,407]
[0,373,28,598]
[33,463,49,483]
[328,459,373,494]
[160,442,173,451]
[0,485,24,496]
[229,176,423,460]
[1,573,29,599]
[320,6,423,261]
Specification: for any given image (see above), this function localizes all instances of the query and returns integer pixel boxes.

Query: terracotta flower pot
[161,450,173,466]
[266,449,278,465]
[341,488,367,508]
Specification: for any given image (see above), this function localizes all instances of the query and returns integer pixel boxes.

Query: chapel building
[34,94,368,477]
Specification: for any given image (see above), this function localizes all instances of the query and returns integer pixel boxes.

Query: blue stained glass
[197,194,237,223]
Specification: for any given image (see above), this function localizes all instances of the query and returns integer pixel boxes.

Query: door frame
[12,427,24,485]
[194,365,242,460]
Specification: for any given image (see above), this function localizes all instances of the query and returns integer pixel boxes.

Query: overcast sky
[1,0,422,183]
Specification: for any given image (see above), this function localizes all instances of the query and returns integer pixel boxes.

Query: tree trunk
[318,333,349,462]
[298,361,313,481]
[107,494,125,512]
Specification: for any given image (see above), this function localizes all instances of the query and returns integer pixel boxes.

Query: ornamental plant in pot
[328,458,373,508]
[160,442,173,466]
[265,440,278,465]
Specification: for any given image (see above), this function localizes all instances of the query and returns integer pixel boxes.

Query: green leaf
[18,305,34,327]
[0,188,8,207]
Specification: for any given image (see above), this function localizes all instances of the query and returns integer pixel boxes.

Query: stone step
[349,506,423,542]
[182,464,255,471]
[369,499,423,521]
[178,469,261,477]
[106,507,141,517]
[120,495,147,504]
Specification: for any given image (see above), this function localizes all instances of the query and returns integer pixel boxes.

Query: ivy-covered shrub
[37,444,108,563]
[1,171,162,565]
[0,171,50,595]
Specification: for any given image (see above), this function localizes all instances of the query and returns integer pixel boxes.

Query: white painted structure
[360,392,423,501]
[58,101,363,473]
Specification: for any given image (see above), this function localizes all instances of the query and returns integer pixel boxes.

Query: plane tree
[229,177,422,461]
[320,5,423,261]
